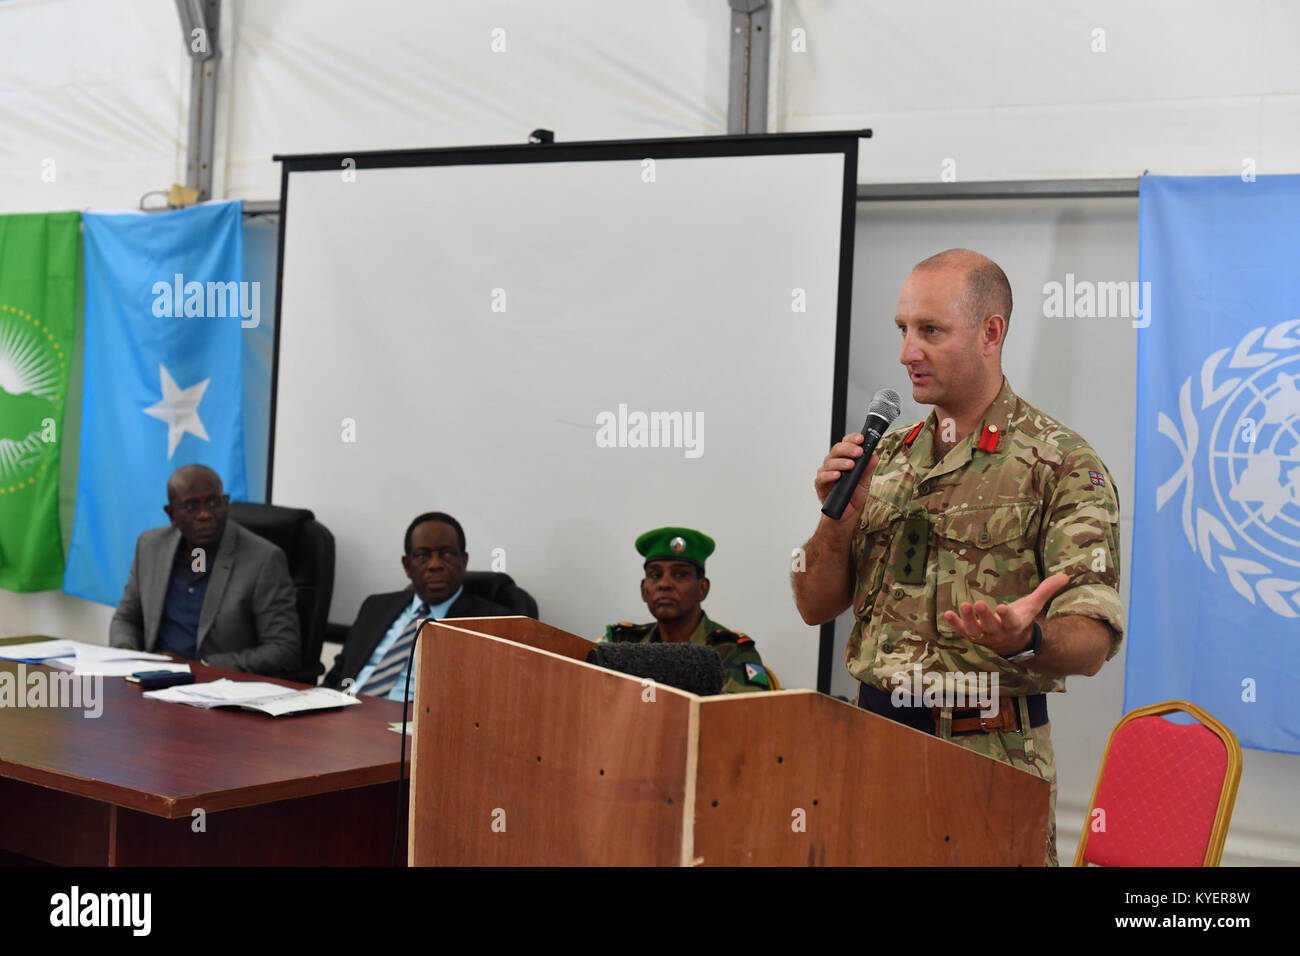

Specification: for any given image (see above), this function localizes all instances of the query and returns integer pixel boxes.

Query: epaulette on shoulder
[1011,414,1101,469]
[861,422,922,464]
[707,626,753,647]
[899,421,925,446]
[607,622,653,642]
[1011,403,1095,455]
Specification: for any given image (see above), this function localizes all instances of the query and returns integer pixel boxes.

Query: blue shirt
[157,543,209,659]
[355,587,463,701]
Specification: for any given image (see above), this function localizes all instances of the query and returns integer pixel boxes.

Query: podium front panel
[410,622,696,865]
[693,691,1050,865]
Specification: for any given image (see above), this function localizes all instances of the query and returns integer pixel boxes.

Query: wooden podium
[408,617,1048,866]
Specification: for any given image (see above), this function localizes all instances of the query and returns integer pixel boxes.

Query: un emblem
[1157,319,1300,617]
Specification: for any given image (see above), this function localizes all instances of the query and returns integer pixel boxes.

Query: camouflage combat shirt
[601,611,772,694]
[848,378,1125,696]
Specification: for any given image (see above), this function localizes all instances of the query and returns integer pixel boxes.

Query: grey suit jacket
[109,520,302,676]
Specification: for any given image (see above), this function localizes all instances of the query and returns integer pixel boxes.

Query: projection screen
[272,134,859,690]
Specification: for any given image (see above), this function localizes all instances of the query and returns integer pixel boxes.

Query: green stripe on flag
[0,211,79,592]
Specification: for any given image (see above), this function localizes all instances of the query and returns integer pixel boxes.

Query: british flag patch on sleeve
[1089,470,1106,487]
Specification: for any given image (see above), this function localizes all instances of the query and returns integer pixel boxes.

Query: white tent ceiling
[4,0,1298,215]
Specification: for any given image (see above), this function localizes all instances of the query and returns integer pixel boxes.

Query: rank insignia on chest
[893,517,929,585]
[1089,470,1106,487]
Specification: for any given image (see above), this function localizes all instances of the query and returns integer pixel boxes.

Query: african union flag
[0,211,79,591]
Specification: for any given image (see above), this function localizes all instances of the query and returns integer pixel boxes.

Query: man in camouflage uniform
[602,527,773,694]
[793,249,1124,867]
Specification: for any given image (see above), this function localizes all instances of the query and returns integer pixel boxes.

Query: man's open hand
[942,572,1071,657]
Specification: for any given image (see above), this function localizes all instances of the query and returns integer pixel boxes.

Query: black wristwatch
[1007,620,1043,664]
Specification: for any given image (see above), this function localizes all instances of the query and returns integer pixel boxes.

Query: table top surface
[0,636,410,819]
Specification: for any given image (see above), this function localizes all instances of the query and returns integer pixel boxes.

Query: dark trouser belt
[857,682,1048,737]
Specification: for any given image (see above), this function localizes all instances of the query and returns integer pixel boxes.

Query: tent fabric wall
[6,0,1300,218]
[774,0,1300,182]
[1,0,734,212]
[0,0,187,215]
[222,0,732,199]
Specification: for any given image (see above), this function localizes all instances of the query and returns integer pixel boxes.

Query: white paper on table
[69,642,172,663]
[143,680,360,715]
[245,687,361,716]
[50,643,180,675]
[142,679,275,708]
[170,679,290,703]
[0,640,77,661]
[141,684,213,706]
[62,660,192,677]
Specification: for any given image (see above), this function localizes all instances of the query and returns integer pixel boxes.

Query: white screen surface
[274,150,848,689]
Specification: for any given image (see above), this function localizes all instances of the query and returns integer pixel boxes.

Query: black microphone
[586,642,725,696]
[821,388,902,520]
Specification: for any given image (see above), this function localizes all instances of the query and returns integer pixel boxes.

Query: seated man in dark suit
[110,464,302,676]
[323,511,513,700]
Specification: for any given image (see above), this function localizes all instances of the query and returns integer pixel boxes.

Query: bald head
[912,249,1012,334]
[167,464,222,502]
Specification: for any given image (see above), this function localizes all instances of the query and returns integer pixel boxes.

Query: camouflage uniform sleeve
[1040,448,1126,657]
[714,637,772,694]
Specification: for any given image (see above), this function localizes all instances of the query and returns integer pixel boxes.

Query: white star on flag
[143,364,211,459]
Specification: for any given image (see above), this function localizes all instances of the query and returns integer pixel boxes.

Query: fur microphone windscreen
[585,642,725,696]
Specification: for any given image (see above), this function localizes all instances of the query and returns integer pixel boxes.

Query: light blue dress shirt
[354,587,463,701]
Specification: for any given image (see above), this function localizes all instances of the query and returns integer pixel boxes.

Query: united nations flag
[1131,175,1300,753]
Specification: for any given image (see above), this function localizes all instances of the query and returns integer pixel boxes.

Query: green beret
[636,527,715,573]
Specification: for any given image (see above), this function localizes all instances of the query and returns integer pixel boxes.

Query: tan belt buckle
[943,697,1023,734]
[977,697,1016,732]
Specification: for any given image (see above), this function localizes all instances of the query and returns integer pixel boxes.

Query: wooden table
[0,636,410,866]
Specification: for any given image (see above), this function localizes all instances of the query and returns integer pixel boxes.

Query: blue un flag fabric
[64,201,248,606]
[1129,175,1300,754]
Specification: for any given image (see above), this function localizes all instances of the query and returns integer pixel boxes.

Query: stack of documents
[0,639,183,676]
[0,639,79,662]
[144,679,360,716]
[61,644,184,676]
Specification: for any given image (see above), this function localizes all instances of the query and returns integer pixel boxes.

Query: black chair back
[463,571,538,619]
[228,501,335,683]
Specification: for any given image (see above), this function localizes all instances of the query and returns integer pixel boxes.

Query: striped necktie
[361,603,431,697]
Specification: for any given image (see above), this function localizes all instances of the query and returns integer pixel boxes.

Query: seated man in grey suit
[110,464,301,676]
[323,511,513,700]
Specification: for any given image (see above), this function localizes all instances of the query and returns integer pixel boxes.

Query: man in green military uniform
[602,527,772,694]
[793,249,1124,867]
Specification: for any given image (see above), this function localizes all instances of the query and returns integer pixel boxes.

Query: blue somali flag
[64,201,248,606]
[1129,175,1300,754]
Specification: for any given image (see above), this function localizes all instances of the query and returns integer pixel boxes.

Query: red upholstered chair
[1074,701,1242,866]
